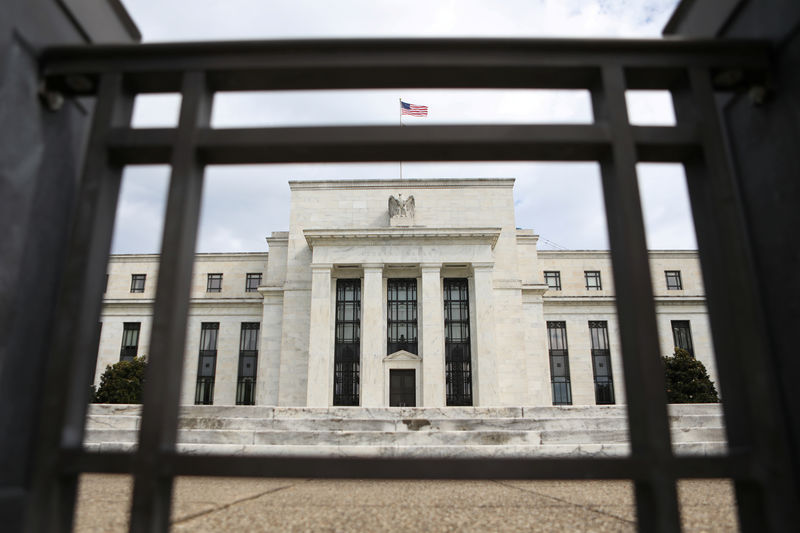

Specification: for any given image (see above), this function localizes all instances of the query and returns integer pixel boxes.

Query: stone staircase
[84,404,726,457]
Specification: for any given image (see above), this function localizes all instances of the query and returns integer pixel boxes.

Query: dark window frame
[194,322,219,405]
[671,320,694,357]
[387,278,418,355]
[206,273,223,292]
[665,270,683,290]
[547,321,572,405]
[245,273,262,292]
[236,322,259,405]
[444,278,472,406]
[333,279,360,406]
[589,320,615,405]
[130,273,146,293]
[544,271,562,291]
[120,322,140,362]
[584,271,602,290]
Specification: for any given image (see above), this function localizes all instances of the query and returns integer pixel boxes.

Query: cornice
[303,227,502,249]
[537,250,699,259]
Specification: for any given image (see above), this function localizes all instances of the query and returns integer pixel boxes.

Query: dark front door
[389,369,416,407]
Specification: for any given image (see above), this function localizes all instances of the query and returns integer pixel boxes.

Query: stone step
[86,413,723,433]
[84,425,725,447]
[87,403,725,420]
[83,441,728,458]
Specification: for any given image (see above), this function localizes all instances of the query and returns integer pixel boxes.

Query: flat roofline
[289,178,515,190]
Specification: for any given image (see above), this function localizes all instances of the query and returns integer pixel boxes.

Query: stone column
[360,264,384,407]
[472,262,499,405]
[306,263,333,407]
[421,263,445,407]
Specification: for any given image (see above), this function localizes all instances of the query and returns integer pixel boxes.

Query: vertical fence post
[671,67,800,532]
[592,65,680,533]
[25,73,134,533]
[129,71,211,533]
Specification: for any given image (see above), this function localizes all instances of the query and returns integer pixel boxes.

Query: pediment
[383,350,421,362]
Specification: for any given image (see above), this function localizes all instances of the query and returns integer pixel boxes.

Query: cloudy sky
[112,0,695,254]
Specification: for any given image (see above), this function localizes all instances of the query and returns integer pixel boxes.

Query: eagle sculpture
[388,194,415,218]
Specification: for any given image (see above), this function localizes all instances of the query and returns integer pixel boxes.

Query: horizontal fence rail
[28,37,796,533]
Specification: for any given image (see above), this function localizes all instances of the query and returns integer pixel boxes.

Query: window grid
[589,321,615,405]
[130,274,145,293]
[119,322,140,362]
[671,320,694,357]
[387,278,418,355]
[544,271,562,291]
[665,270,682,290]
[207,273,223,292]
[334,279,360,406]
[547,321,572,405]
[444,278,472,406]
[584,271,602,290]
[245,273,261,292]
[236,323,259,405]
[195,322,219,405]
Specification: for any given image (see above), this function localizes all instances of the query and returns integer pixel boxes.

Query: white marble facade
[95,179,717,407]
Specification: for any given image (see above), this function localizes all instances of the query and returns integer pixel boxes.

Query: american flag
[400,100,428,117]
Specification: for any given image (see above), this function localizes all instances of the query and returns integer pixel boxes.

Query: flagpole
[399,98,403,179]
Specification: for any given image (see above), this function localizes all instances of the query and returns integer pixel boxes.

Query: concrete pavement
[74,475,739,532]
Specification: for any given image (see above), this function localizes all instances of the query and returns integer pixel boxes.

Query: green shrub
[663,348,719,403]
[93,357,147,404]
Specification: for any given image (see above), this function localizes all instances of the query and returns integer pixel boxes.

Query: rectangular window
[671,320,694,357]
[236,323,259,405]
[130,274,146,293]
[104,274,109,293]
[584,271,602,290]
[120,322,140,362]
[245,273,262,292]
[387,278,418,355]
[444,279,472,406]
[665,270,682,290]
[195,322,219,405]
[544,271,562,290]
[589,321,615,404]
[334,279,360,406]
[207,273,223,292]
[547,321,572,405]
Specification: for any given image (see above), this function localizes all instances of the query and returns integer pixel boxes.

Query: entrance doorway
[389,369,416,407]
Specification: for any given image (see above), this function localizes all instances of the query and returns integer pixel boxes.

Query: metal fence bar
[671,67,800,532]
[100,124,700,165]
[25,73,133,533]
[592,66,680,532]
[40,38,769,95]
[129,71,211,533]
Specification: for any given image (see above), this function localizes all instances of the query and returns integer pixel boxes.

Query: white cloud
[110,1,696,254]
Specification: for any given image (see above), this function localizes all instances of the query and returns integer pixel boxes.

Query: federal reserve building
[95,178,714,408]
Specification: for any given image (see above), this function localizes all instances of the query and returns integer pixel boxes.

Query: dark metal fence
[27,37,798,533]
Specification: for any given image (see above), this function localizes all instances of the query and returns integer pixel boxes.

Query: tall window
[387,279,418,355]
[195,322,219,405]
[665,270,682,290]
[104,274,109,293]
[245,273,262,292]
[130,274,146,293]
[236,323,259,405]
[547,321,572,405]
[671,320,694,356]
[444,279,472,406]
[589,321,615,404]
[207,273,223,292]
[334,279,360,406]
[584,271,602,290]
[120,322,140,361]
[544,271,562,290]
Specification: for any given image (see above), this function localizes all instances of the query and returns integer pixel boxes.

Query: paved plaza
[75,475,738,532]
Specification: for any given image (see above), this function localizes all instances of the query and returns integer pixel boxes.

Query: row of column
[306,262,498,407]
